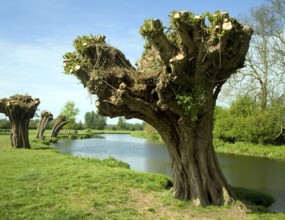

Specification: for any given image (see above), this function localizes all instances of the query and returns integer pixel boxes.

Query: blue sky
[0,0,263,123]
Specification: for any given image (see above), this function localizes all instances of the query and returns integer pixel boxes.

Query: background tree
[36,110,53,139]
[222,0,284,108]
[0,118,10,129]
[0,95,40,148]
[215,0,285,144]
[268,0,285,69]
[84,111,107,130]
[214,95,285,144]
[84,111,94,128]
[243,5,277,109]
[116,117,127,130]
[28,119,40,129]
[75,120,84,130]
[60,101,79,130]
[128,122,144,131]
[63,11,252,205]
[94,114,107,130]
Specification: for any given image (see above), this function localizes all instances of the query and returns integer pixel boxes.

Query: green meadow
[0,132,285,219]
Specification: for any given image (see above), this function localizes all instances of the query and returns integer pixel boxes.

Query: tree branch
[140,19,176,64]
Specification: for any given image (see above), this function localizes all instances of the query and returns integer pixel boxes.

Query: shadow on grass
[164,180,275,213]
[232,186,276,214]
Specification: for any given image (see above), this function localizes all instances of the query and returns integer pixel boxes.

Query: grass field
[0,132,285,219]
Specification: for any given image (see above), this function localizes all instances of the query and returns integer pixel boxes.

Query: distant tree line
[84,111,106,130]
[0,114,143,131]
[105,117,143,131]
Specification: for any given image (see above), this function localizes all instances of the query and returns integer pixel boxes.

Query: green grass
[0,132,285,219]
[131,130,164,143]
[214,139,285,160]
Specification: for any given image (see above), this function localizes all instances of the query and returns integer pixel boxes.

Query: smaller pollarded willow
[36,110,53,140]
[50,115,69,138]
[0,94,40,148]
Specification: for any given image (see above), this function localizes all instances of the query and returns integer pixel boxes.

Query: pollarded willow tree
[0,94,40,149]
[36,110,53,139]
[63,11,253,205]
[50,115,69,138]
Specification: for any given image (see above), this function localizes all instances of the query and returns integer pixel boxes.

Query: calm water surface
[53,134,285,212]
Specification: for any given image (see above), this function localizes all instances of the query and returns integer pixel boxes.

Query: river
[53,134,285,212]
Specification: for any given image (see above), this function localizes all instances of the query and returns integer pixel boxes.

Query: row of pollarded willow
[36,111,69,139]
[63,11,253,206]
[0,94,69,148]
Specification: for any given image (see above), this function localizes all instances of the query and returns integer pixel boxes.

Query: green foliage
[63,35,106,74]
[139,19,164,40]
[0,119,10,129]
[29,119,39,129]
[60,101,79,130]
[73,35,106,53]
[176,87,206,121]
[84,111,107,130]
[117,117,128,130]
[205,11,222,26]
[214,95,285,145]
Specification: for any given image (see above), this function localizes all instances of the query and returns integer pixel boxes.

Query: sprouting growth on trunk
[0,94,40,149]
[63,11,253,206]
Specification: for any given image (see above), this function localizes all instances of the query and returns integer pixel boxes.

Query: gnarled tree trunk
[0,95,40,149]
[50,115,69,138]
[160,112,234,205]
[36,110,53,139]
[63,11,252,205]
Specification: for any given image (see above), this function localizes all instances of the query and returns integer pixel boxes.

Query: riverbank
[131,131,285,160]
[0,133,285,219]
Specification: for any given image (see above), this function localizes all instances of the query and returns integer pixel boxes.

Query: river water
[53,134,285,212]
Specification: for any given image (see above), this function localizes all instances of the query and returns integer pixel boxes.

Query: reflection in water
[53,134,285,212]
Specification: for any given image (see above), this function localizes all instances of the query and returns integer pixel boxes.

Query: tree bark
[50,115,69,138]
[36,111,53,139]
[0,95,40,149]
[160,113,235,205]
[9,117,30,148]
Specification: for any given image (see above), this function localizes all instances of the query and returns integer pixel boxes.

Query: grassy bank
[0,133,285,219]
[131,130,164,143]
[213,139,285,160]
[131,131,285,160]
